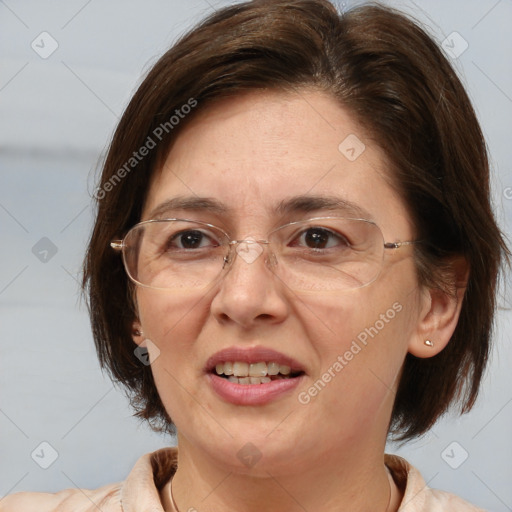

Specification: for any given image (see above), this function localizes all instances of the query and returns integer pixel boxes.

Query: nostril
[256,313,273,321]
[216,312,231,324]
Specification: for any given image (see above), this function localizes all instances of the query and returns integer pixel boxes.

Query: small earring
[424,339,434,347]
[133,329,143,337]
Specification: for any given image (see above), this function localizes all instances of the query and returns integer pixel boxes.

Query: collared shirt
[0,447,485,511]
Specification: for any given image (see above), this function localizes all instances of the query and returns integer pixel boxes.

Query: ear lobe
[408,256,468,359]
[131,320,145,346]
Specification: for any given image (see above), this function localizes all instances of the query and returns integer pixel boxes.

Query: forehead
[143,90,412,236]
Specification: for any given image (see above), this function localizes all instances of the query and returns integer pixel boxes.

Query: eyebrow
[276,195,374,221]
[146,194,373,221]
[147,196,229,219]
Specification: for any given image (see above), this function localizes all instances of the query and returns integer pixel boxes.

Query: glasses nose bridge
[224,237,277,269]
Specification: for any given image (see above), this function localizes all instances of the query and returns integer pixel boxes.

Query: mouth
[204,346,307,398]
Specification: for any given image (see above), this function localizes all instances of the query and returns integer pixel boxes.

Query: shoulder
[385,454,486,512]
[0,447,177,512]
[0,483,122,512]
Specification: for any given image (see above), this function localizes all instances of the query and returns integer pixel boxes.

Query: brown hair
[83,0,508,440]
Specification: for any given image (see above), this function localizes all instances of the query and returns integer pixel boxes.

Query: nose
[210,239,289,329]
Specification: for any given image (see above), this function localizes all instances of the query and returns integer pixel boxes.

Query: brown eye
[294,227,350,250]
[168,230,218,250]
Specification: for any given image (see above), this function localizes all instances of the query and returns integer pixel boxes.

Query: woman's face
[135,90,426,474]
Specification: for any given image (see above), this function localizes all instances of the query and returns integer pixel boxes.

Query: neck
[164,435,396,512]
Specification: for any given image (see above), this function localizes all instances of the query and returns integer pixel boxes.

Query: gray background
[0,0,511,510]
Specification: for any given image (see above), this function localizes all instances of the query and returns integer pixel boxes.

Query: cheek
[295,272,419,412]
[135,289,210,370]
[299,291,409,357]
[135,290,212,420]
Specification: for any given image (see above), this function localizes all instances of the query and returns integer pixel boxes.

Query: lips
[204,346,307,405]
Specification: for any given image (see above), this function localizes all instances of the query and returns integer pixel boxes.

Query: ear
[131,319,146,347]
[408,256,469,358]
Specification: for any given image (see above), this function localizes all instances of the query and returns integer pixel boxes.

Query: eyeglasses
[110,217,417,292]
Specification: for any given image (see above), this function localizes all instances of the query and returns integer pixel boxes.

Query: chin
[198,427,308,473]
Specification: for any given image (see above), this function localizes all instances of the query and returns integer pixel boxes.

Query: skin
[132,90,464,512]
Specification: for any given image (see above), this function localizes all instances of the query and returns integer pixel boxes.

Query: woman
[2,0,507,510]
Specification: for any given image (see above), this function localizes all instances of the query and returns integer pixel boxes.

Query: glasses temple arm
[383,240,417,249]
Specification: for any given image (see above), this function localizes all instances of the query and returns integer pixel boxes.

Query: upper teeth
[215,361,292,377]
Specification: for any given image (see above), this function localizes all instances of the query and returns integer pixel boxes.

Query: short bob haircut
[83,0,508,441]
